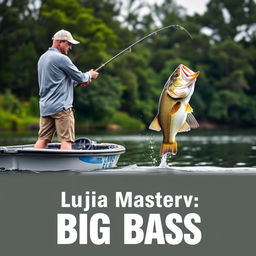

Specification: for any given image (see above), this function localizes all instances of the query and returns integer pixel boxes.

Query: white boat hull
[0,141,125,172]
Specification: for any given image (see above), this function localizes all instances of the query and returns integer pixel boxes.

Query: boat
[0,138,125,172]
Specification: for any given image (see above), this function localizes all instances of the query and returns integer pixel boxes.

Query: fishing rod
[95,25,192,72]
[76,24,192,87]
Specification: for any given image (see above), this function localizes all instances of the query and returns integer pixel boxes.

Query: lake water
[0,129,255,174]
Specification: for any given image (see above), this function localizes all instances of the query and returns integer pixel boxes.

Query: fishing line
[94,24,192,72]
[76,24,192,87]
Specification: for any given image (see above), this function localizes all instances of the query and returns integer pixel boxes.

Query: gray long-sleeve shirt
[38,47,91,116]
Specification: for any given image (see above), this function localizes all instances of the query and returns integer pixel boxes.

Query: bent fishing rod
[76,24,192,87]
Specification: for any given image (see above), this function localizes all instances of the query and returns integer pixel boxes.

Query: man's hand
[89,69,99,79]
[78,81,90,87]
[75,69,99,88]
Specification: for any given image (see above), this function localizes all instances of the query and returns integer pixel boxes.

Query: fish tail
[160,141,177,156]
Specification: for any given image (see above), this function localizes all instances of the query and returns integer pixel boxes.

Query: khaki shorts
[38,108,75,142]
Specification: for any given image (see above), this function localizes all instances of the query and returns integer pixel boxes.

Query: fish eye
[174,73,179,77]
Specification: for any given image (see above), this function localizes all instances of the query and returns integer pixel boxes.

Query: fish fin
[178,122,191,133]
[160,141,177,156]
[185,103,193,113]
[170,102,181,115]
[149,116,161,131]
[186,113,199,129]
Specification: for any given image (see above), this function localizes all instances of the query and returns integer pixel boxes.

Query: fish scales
[149,64,200,156]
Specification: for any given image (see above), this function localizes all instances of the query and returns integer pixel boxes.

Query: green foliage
[0,0,255,130]
[110,112,144,129]
[0,0,39,98]
[195,0,256,42]
[39,0,118,68]
[1,90,21,114]
[0,91,39,131]
[208,90,254,125]
[74,74,123,121]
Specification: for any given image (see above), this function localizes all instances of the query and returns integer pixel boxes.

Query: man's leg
[60,141,72,150]
[55,108,75,150]
[34,116,55,149]
[34,138,50,149]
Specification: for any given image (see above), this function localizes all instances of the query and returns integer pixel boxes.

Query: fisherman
[34,29,99,150]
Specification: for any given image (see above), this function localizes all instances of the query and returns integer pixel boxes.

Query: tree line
[0,0,255,131]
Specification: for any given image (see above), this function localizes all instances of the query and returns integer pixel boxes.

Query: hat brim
[68,39,80,44]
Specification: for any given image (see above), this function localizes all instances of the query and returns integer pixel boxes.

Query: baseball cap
[52,29,80,44]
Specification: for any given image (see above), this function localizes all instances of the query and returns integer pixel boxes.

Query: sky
[146,0,210,16]
[131,0,210,21]
[175,0,210,15]
[118,0,211,27]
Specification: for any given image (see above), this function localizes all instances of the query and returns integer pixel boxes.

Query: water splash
[158,153,169,168]
[148,133,158,166]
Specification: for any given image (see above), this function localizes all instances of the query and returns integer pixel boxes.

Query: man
[34,29,99,150]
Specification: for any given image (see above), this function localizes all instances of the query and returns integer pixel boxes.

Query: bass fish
[149,64,200,155]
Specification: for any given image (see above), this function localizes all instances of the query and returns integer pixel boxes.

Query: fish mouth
[167,88,187,99]
[181,64,200,80]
